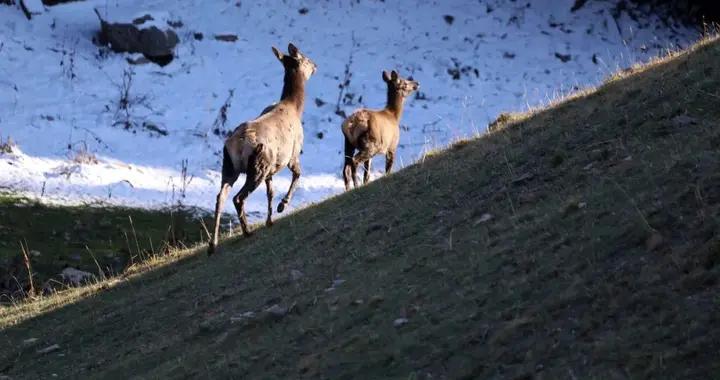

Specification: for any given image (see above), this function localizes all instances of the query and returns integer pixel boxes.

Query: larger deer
[208,43,317,255]
[341,70,419,190]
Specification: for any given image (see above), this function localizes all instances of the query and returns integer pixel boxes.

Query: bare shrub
[0,136,16,154]
[67,140,98,165]
[112,68,153,130]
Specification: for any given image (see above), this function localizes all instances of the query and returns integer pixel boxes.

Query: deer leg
[277,160,301,213]
[208,181,232,255]
[363,159,372,185]
[265,176,274,227]
[343,137,355,191]
[233,169,264,237]
[208,147,240,255]
[385,150,395,174]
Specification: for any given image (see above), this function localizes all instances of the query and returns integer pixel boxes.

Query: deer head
[272,43,317,81]
[382,70,419,97]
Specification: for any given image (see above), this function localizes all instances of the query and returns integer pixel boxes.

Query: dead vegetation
[0,136,15,154]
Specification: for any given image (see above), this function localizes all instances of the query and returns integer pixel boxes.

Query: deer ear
[271,46,284,61]
[288,43,300,58]
[382,70,392,82]
[391,70,399,81]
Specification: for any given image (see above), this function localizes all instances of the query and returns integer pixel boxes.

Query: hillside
[1,36,720,379]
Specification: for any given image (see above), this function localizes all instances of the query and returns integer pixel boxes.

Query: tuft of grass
[0,35,719,379]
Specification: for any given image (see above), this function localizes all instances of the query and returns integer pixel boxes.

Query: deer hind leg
[352,150,373,187]
[265,176,274,227]
[352,133,374,187]
[208,182,231,255]
[233,146,267,236]
[208,147,240,255]
[343,137,355,191]
[363,159,372,185]
[385,150,395,174]
[233,171,264,236]
[278,160,301,213]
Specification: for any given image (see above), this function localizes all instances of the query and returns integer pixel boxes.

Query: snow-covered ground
[0,0,697,221]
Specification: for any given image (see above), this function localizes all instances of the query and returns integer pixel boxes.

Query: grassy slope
[0,194,228,299]
[1,38,719,379]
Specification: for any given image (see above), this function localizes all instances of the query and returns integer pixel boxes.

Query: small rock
[332,279,345,287]
[672,114,697,127]
[351,299,364,306]
[230,311,256,323]
[132,14,154,25]
[555,52,571,62]
[37,344,60,354]
[167,20,183,28]
[193,32,204,41]
[474,213,493,225]
[368,295,384,307]
[314,98,326,107]
[214,34,238,42]
[577,202,587,209]
[23,338,38,345]
[290,269,303,281]
[646,232,664,252]
[393,318,409,327]
[60,267,94,286]
[443,15,454,25]
[264,304,288,319]
[512,172,534,184]
[298,7,309,14]
[30,250,41,257]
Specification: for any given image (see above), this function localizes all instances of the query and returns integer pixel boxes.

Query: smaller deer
[341,70,418,190]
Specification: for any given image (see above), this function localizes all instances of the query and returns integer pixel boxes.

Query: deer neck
[385,88,404,121]
[280,69,306,115]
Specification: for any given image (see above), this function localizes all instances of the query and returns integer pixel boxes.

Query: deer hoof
[277,201,287,213]
[207,243,217,256]
[266,219,274,227]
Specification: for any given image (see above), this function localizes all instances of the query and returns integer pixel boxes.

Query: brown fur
[341,70,419,190]
[209,43,317,255]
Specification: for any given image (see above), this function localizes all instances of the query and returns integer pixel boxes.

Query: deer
[208,43,317,255]
[341,70,419,190]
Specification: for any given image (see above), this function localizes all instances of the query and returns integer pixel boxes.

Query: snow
[0,0,697,222]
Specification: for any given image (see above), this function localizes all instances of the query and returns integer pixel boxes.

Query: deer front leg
[277,161,301,213]
[343,137,355,191]
[208,182,231,255]
[363,159,372,185]
[385,150,395,174]
[265,176,274,227]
